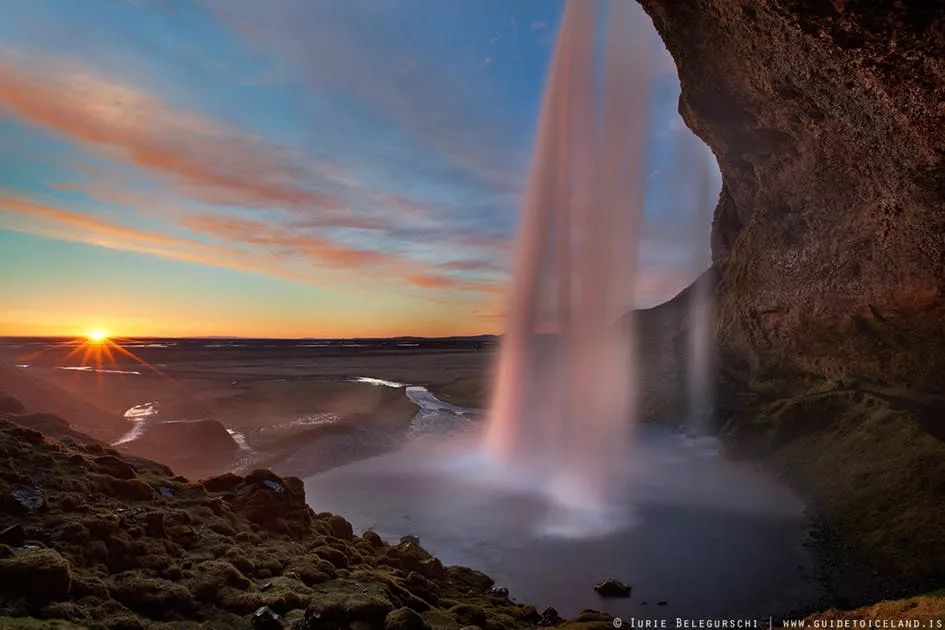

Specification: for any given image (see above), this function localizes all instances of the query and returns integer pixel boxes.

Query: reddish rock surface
[638,1,945,390]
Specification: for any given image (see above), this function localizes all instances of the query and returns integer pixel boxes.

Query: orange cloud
[406,273,462,289]
[0,193,297,280]
[182,212,502,295]
[0,54,350,218]
[0,189,503,300]
[181,214,387,269]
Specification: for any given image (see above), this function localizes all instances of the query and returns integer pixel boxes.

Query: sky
[0,0,719,339]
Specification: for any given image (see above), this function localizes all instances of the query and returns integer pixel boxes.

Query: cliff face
[638,0,945,390]
[632,1,945,597]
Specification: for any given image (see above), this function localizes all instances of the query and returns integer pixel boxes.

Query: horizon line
[0,333,500,341]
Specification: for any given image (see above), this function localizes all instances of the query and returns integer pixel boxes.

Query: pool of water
[304,389,825,621]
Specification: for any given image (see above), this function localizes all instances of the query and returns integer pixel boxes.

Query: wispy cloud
[180,213,387,269]
[180,212,501,294]
[0,193,269,276]
[209,1,529,196]
[0,189,512,299]
[0,53,357,221]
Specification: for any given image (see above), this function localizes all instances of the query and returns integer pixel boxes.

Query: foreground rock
[807,591,945,624]
[0,400,612,629]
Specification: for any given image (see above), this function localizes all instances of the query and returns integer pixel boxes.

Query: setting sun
[86,329,108,344]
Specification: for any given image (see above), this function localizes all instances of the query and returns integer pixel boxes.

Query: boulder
[253,605,285,630]
[388,542,443,580]
[594,578,631,598]
[404,571,439,603]
[304,589,393,628]
[225,471,313,535]
[385,607,430,630]
[573,610,612,623]
[111,573,195,618]
[107,478,154,501]
[94,455,137,479]
[362,530,385,548]
[449,604,486,627]
[203,472,244,493]
[445,565,494,593]
[538,607,562,626]
[7,484,44,513]
[489,586,509,599]
[0,548,72,603]
[328,514,354,540]
[311,545,348,570]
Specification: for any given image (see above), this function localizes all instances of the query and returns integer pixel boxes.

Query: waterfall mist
[483,0,654,535]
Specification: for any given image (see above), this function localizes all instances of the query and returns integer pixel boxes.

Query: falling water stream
[484,0,651,533]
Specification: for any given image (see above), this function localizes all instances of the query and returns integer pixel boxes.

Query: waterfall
[483,0,653,533]
[681,132,717,437]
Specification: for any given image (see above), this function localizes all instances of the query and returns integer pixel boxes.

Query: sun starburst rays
[14,332,170,381]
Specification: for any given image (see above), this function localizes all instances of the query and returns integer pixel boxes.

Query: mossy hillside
[808,590,945,623]
[0,415,612,629]
[722,380,945,601]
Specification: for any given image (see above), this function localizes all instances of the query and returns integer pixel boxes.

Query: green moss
[809,589,945,621]
[729,387,945,595]
[0,617,86,629]
[0,548,72,603]
[110,573,195,618]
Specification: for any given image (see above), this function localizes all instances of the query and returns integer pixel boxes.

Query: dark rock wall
[637,0,945,390]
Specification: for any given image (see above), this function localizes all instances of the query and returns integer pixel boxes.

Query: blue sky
[0,0,718,337]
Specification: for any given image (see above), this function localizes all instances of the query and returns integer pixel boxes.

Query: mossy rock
[362,530,386,548]
[312,544,349,569]
[0,617,86,629]
[385,607,430,630]
[188,559,253,602]
[449,604,487,627]
[327,514,354,540]
[305,580,395,627]
[0,548,71,603]
[110,572,195,618]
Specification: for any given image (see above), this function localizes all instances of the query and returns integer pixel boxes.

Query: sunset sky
[0,0,718,338]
